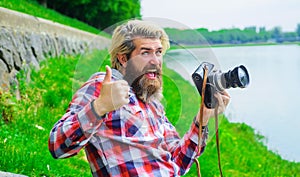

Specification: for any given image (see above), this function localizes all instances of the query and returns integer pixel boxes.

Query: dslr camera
[192,62,250,108]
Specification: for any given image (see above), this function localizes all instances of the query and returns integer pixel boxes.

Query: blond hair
[109,20,170,70]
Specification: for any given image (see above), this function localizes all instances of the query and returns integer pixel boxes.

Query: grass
[0,55,91,176]
[1,52,300,176]
[0,0,101,35]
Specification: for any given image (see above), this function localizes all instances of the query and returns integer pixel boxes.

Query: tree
[271,26,283,42]
[296,23,300,38]
[42,0,141,30]
[37,0,47,7]
[258,27,270,42]
[283,32,298,42]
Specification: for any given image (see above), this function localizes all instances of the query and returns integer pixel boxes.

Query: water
[164,44,300,162]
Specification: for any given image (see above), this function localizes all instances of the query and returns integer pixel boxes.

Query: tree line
[165,24,300,45]
[36,0,141,30]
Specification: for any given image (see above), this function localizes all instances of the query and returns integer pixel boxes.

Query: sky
[141,0,300,32]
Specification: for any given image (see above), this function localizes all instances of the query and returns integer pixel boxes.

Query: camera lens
[237,66,249,87]
[224,65,250,89]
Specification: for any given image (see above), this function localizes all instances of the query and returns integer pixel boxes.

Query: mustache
[142,64,162,75]
[123,63,162,86]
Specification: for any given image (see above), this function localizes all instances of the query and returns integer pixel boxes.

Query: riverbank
[165,44,300,163]
[163,46,300,176]
[169,41,300,50]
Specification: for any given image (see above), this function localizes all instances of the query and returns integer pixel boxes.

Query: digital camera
[192,62,250,108]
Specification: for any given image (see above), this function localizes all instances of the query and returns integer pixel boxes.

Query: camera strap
[214,102,223,177]
[195,65,223,177]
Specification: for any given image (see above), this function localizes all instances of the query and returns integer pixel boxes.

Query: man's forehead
[133,38,162,49]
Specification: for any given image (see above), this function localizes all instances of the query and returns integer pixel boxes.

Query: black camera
[192,62,250,108]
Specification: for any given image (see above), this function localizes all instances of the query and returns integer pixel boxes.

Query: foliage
[0,56,91,176]
[165,25,300,46]
[2,0,298,45]
[0,88,17,123]
[297,24,300,37]
[0,0,100,34]
[37,0,141,30]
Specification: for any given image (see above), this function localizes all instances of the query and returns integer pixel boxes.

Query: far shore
[170,41,300,50]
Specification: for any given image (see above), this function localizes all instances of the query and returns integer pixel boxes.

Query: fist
[93,66,130,116]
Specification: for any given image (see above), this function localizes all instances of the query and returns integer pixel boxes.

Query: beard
[123,63,163,103]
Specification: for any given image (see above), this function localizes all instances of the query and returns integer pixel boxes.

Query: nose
[149,54,161,65]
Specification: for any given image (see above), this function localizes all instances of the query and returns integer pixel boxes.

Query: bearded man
[48,20,230,177]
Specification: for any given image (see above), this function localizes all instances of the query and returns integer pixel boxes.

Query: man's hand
[93,66,130,116]
[213,91,230,115]
[197,91,231,126]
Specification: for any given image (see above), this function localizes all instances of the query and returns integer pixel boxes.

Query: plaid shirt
[48,69,208,177]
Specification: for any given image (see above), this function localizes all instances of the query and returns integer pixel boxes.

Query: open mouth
[145,69,159,80]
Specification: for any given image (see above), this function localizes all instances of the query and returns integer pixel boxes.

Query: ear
[117,54,128,67]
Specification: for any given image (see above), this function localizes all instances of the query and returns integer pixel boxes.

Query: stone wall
[0,7,111,91]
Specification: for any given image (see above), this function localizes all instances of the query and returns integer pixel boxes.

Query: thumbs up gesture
[93,66,130,116]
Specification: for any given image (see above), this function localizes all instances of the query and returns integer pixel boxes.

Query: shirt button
[89,123,93,127]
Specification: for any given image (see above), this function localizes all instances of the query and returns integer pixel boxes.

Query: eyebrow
[140,47,163,51]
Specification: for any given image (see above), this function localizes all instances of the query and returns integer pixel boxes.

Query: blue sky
[141,0,300,32]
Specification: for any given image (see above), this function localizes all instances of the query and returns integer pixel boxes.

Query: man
[48,20,230,177]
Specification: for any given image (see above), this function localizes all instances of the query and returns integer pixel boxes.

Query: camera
[192,62,250,108]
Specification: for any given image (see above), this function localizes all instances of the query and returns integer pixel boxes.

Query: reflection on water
[164,44,300,162]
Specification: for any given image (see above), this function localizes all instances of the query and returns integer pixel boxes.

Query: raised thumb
[103,65,112,83]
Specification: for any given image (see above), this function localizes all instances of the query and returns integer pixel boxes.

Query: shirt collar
[112,69,124,80]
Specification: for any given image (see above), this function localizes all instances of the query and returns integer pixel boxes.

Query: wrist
[92,98,108,117]
[196,113,210,126]
[194,117,208,129]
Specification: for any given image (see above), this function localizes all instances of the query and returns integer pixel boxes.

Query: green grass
[0,0,101,35]
[1,52,300,176]
[0,55,91,176]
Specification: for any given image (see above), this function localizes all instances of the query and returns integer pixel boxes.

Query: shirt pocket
[120,104,146,137]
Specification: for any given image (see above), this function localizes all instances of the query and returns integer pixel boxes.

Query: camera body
[192,62,249,108]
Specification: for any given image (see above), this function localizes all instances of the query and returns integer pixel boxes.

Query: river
[164,44,300,162]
